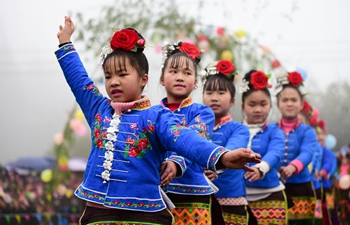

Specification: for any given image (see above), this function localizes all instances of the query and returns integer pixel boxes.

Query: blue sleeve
[165,105,215,173]
[154,108,228,172]
[329,151,338,176]
[263,126,285,168]
[315,144,324,171]
[322,148,333,174]
[55,44,107,124]
[225,123,250,150]
[295,126,316,167]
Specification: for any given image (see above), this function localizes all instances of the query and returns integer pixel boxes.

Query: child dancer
[56,16,261,225]
[240,70,287,225]
[314,120,337,224]
[274,71,317,225]
[298,100,324,224]
[158,41,225,225]
[201,61,257,225]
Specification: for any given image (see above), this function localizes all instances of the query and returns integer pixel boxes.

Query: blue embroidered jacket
[158,97,217,195]
[274,121,317,184]
[55,44,229,212]
[312,143,324,190]
[322,146,337,189]
[245,124,285,188]
[211,115,250,198]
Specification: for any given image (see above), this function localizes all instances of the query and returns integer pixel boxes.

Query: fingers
[159,162,166,174]
[160,171,175,186]
[243,165,254,172]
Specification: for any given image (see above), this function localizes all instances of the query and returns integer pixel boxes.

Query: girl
[202,61,256,225]
[240,70,287,225]
[158,41,225,224]
[56,16,261,225]
[298,100,324,224]
[274,71,317,225]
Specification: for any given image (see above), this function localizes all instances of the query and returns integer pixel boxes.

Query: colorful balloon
[325,134,337,150]
[41,169,52,183]
[235,29,246,38]
[339,174,350,190]
[220,50,234,62]
[53,132,64,145]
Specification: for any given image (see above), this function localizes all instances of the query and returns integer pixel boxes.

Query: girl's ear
[141,74,148,87]
[230,98,235,107]
[159,76,165,86]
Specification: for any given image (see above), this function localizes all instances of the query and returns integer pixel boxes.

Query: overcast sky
[0,0,349,165]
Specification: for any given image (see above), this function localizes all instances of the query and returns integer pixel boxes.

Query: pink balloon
[75,124,87,137]
[339,174,350,190]
[313,107,319,118]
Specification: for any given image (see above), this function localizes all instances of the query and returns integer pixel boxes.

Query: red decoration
[271,60,281,69]
[216,60,235,76]
[179,42,201,60]
[288,71,303,86]
[110,29,139,51]
[250,71,268,90]
[318,120,327,131]
[302,100,313,117]
[216,27,225,36]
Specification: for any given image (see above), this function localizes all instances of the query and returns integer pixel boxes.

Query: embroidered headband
[161,41,203,67]
[239,70,272,94]
[100,28,146,62]
[275,71,303,95]
[201,60,237,82]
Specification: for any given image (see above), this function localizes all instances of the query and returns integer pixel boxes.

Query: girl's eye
[219,92,226,95]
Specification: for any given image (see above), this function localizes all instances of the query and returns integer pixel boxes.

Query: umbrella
[6,156,55,173]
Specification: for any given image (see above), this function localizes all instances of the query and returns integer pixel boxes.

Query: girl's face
[104,57,148,102]
[317,129,326,147]
[277,87,303,120]
[160,56,196,103]
[243,90,271,124]
[203,88,234,119]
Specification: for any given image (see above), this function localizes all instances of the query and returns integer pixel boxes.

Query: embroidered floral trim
[63,45,75,51]
[168,185,213,194]
[189,116,210,139]
[124,120,154,158]
[213,114,233,131]
[167,155,186,169]
[170,124,187,142]
[133,98,151,110]
[209,147,227,171]
[83,84,102,96]
[92,113,108,149]
[76,186,164,211]
[179,96,193,108]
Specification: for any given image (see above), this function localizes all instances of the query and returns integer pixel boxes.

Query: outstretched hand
[57,16,75,44]
[220,148,261,172]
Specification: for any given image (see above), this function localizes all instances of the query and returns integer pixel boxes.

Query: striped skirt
[167,193,225,225]
[249,190,287,225]
[79,205,173,225]
[285,182,316,224]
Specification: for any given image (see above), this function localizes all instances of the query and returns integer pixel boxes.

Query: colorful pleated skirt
[249,190,288,225]
[285,182,316,224]
[167,193,225,225]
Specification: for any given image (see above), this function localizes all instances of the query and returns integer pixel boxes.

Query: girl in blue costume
[297,100,324,224]
[240,70,287,225]
[313,119,338,224]
[201,60,257,225]
[274,71,317,225]
[157,41,225,225]
[55,16,261,225]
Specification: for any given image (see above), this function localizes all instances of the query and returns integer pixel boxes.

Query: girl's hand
[220,149,261,172]
[278,164,296,180]
[57,16,75,44]
[244,167,262,182]
[204,169,218,181]
[160,161,177,186]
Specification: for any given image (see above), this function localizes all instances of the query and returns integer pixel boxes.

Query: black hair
[160,52,198,79]
[276,84,303,102]
[299,111,310,125]
[203,74,236,100]
[103,50,148,76]
[241,70,271,103]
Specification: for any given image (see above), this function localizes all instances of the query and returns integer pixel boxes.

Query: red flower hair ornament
[201,60,237,82]
[275,71,304,95]
[239,71,272,94]
[301,100,313,118]
[100,28,146,62]
[161,41,203,67]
